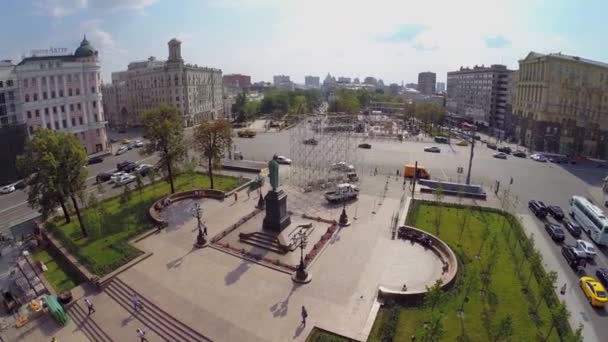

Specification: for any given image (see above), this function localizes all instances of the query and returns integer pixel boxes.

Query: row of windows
[24,86,98,102]
[25,101,98,118]
[0,80,15,88]
[23,73,100,88]
[574,199,608,230]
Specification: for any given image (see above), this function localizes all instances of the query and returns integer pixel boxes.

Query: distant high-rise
[273,75,293,91]
[305,75,320,88]
[337,77,351,84]
[418,72,436,94]
[436,82,446,93]
[363,76,377,85]
[223,74,251,89]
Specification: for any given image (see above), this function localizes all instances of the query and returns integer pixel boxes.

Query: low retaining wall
[418,179,487,200]
[41,229,95,285]
[378,225,459,303]
[148,189,226,228]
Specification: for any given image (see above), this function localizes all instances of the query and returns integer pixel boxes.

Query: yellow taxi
[580,276,608,307]
[121,138,131,145]
[457,140,469,146]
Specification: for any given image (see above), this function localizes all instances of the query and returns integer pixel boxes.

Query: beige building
[102,39,224,127]
[514,52,608,157]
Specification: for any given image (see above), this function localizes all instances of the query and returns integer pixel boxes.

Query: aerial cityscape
[1,1,608,341]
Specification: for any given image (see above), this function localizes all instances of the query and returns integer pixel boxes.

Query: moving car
[596,268,608,287]
[325,183,359,203]
[403,165,430,179]
[115,174,136,186]
[562,246,585,269]
[358,143,372,149]
[303,138,318,145]
[276,156,292,165]
[121,138,131,144]
[493,152,508,159]
[88,156,104,165]
[116,146,128,155]
[135,164,153,176]
[562,218,582,238]
[576,240,597,259]
[528,200,548,218]
[96,172,112,183]
[456,140,469,146]
[487,143,497,149]
[110,171,128,183]
[580,276,608,307]
[330,162,355,172]
[117,161,134,171]
[424,146,441,153]
[0,185,16,194]
[237,130,256,138]
[512,150,527,158]
[134,140,144,148]
[531,154,547,162]
[433,136,449,144]
[545,222,565,242]
[497,146,512,154]
[547,205,565,220]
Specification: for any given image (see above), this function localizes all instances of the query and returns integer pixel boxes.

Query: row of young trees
[17,103,233,238]
[232,89,322,122]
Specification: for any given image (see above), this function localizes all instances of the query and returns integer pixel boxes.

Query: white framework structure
[289,114,361,191]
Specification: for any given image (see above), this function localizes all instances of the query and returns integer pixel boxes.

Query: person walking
[234,192,238,202]
[137,328,149,342]
[131,294,143,313]
[84,298,95,315]
[560,283,567,295]
[301,305,308,326]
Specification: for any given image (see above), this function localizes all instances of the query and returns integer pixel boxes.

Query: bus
[570,196,608,246]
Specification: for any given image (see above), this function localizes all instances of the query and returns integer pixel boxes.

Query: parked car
[135,164,153,176]
[531,154,547,162]
[547,205,565,220]
[237,130,256,138]
[123,162,138,173]
[596,268,608,287]
[276,156,292,165]
[110,138,118,143]
[116,146,128,155]
[487,143,497,149]
[13,180,25,190]
[576,240,597,259]
[545,222,565,242]
[325,183,359,203]
[110,171,128,183]
[115,174,136,186]
[512,150,527,158]
[562,246,585,269]
[117,161,132,171]
[88,156,104,165]
[330,162,355,172]
[456,140,469,146]
[424,146,441,153]
[127,143,135,150]
[121,138,131,144]
[580,276,608,307]
[303,138,318,145]
[528,200,548,218]
[497,146,512,154]
[493,152,508,159]
[562,218,582,238]
[358,143,372,149]
[118,128,126,133]
[134,140,144,148]
[96,172,112,183]
[0,185,16,194]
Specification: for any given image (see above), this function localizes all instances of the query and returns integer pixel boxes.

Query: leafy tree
[85,193,102,238]
[415,103,446,134]
[564,324,584,342]
[290,95,307,115]
[231,92,247,121]
[476,224,491,257]
[419,313,445,342]
[135,172,144,199]
[545,301,570,341]
[335,89,361,113]
[424,279,446,314]
[120,184,132,205]
[460,264,480,313]
[526,249,543,288]
[139,103,186,194]
[182,157,198,189]
[458,207,472,244]
[491,315,513,342]
[537,271,557,311]
[147,168,157,196]
[193,119,232,189]
[96,181,105,197]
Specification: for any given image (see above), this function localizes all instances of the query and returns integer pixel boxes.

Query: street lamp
[339,198,350,227]
[191,203,208,248]
[290,224,312,284]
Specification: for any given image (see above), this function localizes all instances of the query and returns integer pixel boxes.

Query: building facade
[16,37,108,154]
[103,39,224,128]
[436,82,446,93]
[0,61,27,185]
[273,75,293,91]
[418,72,436,95]
[223,74,251,89]
[305,76,320,88]
[447,64,511,135]
[514,52,608,157]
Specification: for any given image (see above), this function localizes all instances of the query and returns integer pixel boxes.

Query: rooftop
[525,51,608,69]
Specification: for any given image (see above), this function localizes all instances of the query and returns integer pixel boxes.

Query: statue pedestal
[263,190,291,233]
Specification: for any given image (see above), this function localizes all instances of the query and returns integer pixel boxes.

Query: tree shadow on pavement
[166,246,197,269]
[270,283,300,318]
[224,259,252,285]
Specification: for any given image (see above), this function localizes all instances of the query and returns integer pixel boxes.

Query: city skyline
[1,0,607,85]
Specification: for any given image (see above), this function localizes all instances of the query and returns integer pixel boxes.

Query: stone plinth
[263,190,291,232]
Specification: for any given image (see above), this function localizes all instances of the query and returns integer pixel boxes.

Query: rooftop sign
[28,47,69,57]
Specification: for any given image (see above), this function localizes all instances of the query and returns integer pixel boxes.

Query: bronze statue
[268,154,280,191]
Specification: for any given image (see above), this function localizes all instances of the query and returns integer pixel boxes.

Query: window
[50,76,54,83]
[51,91,56,99]
[59,90,63,97]
[43,92,47,100]
[96,128,100,137]
[32,78,36,86]
[28,126,34,134]
[91,86,95,94]
[77,103,82,110]
[80,132,85,140]
[25,94,30,102]
[23,79,28,87]
[74,75,79,82]
[33,93,38,101]
[35,109,39,117]
[44,108,49,115]
[52,107,57,114]
[62,119,67,128]
[7,80,13,87]
[68,88,72,96]
[8,91,14,101]
[54,121,59,130]
[61,105,65,113]
[94,114,98,122]
[67,75,71,82]
[71,117,76,126]
[46,123,51,129]
[27,111,31,119]
[58,75,63,83]
[76,88,80,95]
[79,117,83,125]
[92,101,96,108]
[70,104,74,111]
[41,77,46,85]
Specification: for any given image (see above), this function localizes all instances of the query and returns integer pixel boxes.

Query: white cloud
[33,0,157,17]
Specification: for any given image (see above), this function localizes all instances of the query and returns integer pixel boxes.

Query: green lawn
[48,173,241,276]
[368,202,564,342]
[32,249,82,293]
[306,328,352,342]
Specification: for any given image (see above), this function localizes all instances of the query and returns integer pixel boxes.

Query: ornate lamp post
[191,203,208,248]
[290,225,312,284]
[339,198,350,227]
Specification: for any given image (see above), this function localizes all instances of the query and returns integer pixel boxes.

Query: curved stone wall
[148,189,226,228]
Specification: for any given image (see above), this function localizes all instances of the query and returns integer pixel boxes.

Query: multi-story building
[305,76,320,88]
[363,77,377,86]
[436,82,446,93]
[16,37,108,154]
[514,52,608,157]
[0,61,28,185]
[337,77,351,84]
[102,39,224,127]
[273,75,293,91]
[101,78,128,128]
[504,70,519,137]
[418,72,436,95]
[405,82,418,90]
[223,74,251,89]
[447,64,511,135]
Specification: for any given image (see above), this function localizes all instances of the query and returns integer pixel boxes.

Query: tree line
[232,89,322,122]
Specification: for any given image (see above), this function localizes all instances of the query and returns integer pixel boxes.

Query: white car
[330,162,355,172]
[115,174,136,186]
[134,140,144,148]
[424,146,441,153]
[576,240,596,259]
[116,146,128,155]
[110,171,128,183]
[530,154,547,162]
[0,185,16,194]
[276,156,292,165]
[493,152,508,159]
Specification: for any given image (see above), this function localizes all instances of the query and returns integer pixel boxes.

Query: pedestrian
[131,294,143,313]
[84,298,95,315]
[301,305,308,326]
[137,328,149,342]
[247,188,251,198]
[51,338,58,342]
[234,192,238,202]
[560,283,567,295]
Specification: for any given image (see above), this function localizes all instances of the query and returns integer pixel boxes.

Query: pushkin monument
[263,155,291,232]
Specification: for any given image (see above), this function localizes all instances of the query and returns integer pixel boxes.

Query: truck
[237,130,256,138]
[403,165,430,179]
[324,183,359,203]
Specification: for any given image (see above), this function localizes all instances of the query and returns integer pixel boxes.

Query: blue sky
[1,0,607,84]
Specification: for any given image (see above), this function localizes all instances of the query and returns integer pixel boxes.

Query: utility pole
[465,131,475,185]
[411,161,418,199]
